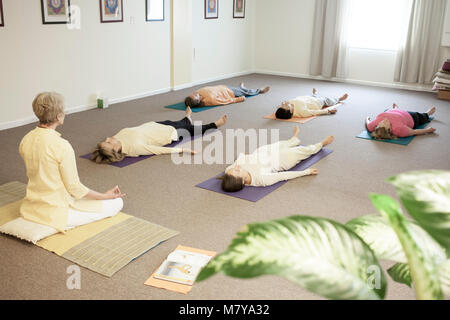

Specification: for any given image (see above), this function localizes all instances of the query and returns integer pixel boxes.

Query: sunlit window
[347,0,411,51]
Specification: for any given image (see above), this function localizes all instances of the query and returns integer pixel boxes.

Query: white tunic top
[288,96,329,118]
[225,137,323,187]
[114,122,182,157]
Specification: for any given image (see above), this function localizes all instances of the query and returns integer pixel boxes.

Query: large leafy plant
[197,170,450,300]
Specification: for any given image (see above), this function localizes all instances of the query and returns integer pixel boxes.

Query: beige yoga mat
[0,181,27,207]
[0,182,179,277]
[264,103,343,124]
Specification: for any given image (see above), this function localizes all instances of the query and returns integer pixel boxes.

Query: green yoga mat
[356,117,434,146]
[164,102,221,113]
[165,95,257,113]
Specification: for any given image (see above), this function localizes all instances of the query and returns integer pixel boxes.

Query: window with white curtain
[347,0,412,51]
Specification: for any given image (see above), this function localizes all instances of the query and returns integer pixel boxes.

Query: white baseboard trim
[172,83,194,91]
[1,70,251,131]
[171,70,255,91]
[110,87,172,105]
[0,87,173,131]
[3,69,429,131]
[253,69,434,93]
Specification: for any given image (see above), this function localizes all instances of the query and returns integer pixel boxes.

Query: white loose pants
[66,198,124,230]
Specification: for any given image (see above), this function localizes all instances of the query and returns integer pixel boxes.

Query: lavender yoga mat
[80,134,203,168]
[196,148,333,202]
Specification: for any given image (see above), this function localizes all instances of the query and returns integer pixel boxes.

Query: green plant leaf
[388,170,450,254]
[347,214,408,263]
[346,214,445,265]
[387,263,412,287]
[439,260,450,297]
[370,194,444,300]
[388,261,450,297]
[197,216,386,300]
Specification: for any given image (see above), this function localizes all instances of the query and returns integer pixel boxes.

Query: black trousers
[408,111,430,129]
[157,117,217,139]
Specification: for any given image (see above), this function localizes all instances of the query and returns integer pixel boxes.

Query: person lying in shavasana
[91,107,227,163]
[275,88,348,119]
[365,104,436,139]
[184,82,270,108]
[19,92,125,235]
[220,126,334,192]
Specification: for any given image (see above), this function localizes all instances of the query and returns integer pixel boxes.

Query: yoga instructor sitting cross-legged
[19,92,125,234]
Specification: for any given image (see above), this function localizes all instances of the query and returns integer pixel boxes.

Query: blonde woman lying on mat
[184,82,270,108]
[220,126,334,192]
[19,92,125,234]
[275,88,348,119]
[365,104,436,140]
[91,107,227,163]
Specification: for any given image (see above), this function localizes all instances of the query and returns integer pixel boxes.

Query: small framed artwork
[146,0,164,22]
[41,0,71,24]
[204,0,218,20]
[100,0,124,23]
[0,0,4,27]
[233,0,245,19]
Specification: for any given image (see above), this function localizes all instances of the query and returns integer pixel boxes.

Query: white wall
[0,0,172,129]
[172,0,193,88]
[254,0,315,76]
[0,0,256,130]
[192,0,255,84]
[254,0,448,90]
[1,0,447,130]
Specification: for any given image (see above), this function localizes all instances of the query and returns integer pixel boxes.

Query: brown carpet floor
[0,74,449,300]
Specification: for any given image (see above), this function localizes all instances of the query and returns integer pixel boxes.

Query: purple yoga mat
[80,134,203,168]
[196,148,333,202]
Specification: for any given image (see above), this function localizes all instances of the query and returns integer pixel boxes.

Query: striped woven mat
[0,182,179,277]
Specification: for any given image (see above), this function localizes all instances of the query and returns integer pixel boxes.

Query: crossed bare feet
[427,107,436,116]
[260,86,270,94]
[186,107,227,128]
[322,135,334,147]
[240,82,270,94]
[313,88,348,102]
[215,115,228,128]
[339,94,349,102]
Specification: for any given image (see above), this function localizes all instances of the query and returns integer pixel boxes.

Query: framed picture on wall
[41,0,71,24]
[233,0,245,19]
[204,0,218,19]
[146,0,164,22]
[0,0,4,27]
[100,0,124,23]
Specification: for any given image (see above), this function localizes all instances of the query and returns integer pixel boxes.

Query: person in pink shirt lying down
[365,104,437,140]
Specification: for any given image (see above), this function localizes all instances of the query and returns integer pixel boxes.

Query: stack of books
[433,59,450,100]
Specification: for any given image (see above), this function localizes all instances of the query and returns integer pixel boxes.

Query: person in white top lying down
[275,88,348,119]
[91,107,227,163]
[220,126,334,192]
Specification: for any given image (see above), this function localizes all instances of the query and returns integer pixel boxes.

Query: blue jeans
[313,93,339,107]
[229,86,261,98]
